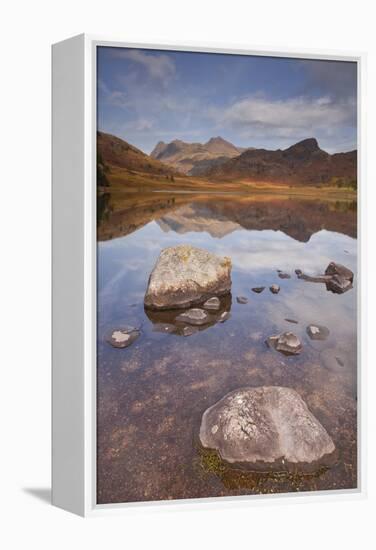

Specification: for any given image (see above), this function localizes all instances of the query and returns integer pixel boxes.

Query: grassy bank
[102,164,357,201]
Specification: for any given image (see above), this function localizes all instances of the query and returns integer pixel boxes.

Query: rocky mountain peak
[286,138,320,154]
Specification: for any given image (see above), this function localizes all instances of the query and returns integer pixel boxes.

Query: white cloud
[115,49,176,82]
[98,79,129,109]
[209,94,356,140]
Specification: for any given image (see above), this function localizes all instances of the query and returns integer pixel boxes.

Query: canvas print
[96,46,357,504]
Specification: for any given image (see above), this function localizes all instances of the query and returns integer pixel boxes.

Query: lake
[96,191,357,504]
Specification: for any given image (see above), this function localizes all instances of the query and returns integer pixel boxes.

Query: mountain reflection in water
[97,191,356,243]
[97,190,357,505]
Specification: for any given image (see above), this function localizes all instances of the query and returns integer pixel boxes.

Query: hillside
[97,131,175,176]
[203,138,357,185]
[97,132,357,191]
[150,136,243,175]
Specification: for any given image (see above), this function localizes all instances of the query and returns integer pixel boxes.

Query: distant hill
[97,131,175,176]
[150,136,243,175]
[203,138,357,185]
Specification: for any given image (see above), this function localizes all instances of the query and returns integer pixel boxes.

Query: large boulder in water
[144,245,232,310]
[200,387,335,467]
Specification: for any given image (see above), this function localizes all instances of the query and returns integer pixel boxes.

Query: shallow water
[97,192,357,504]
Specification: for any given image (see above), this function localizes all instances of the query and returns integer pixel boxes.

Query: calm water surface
[97,192,357,504]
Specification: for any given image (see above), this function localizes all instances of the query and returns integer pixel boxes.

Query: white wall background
[1,0,375,547]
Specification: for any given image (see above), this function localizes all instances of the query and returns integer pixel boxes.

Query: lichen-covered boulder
[144,245,232,310]
[200,387,335,466]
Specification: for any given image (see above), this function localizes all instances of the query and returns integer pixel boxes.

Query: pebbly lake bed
[97,191,357,504]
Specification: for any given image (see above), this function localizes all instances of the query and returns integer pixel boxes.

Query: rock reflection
[145,293,232,336]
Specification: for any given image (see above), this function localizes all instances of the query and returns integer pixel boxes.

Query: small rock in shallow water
[269,284,280,294]
[267,332,302,355]
[295,262,353,294]
[152,323,176,334]
[236,296,248,304]
[251,287,265,293]
[327,263,354,292]
[326,274,352,294]
[199,387,335,466]
[107,327,140,348]
[182,326,199,337]
[175,308,210,326]
[203,297,221,310]
[325,261,354,282]
[278,272,291,279]
[320,348,346,370]
[285,318,298,324]
[219,311,231,323]
[306,324,330,340]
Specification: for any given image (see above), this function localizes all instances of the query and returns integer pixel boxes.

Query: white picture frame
[52,34,366,517]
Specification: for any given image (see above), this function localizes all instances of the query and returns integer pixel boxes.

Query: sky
[97,47,357,155]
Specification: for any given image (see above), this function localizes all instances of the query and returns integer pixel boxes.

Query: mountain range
[97,131,356,187]
[205,138,356,185]
[151,136,356,184]
[150,136,245,175]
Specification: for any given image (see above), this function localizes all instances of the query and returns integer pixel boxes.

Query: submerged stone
[107,326,140,348]
[251,287,265,293]
[152,323,177,334]
[320,348,346,371]
[200,387,335,466]
[144,245,232,310]
[175,308,210,326]
[267,332,302,355]
[236,296,248,304]
[218,311,231,323]
[145,293,232,336]
[182,326,199,337]
[203,297,221,310]
[278,272,291,279]
[307,324,330,340]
